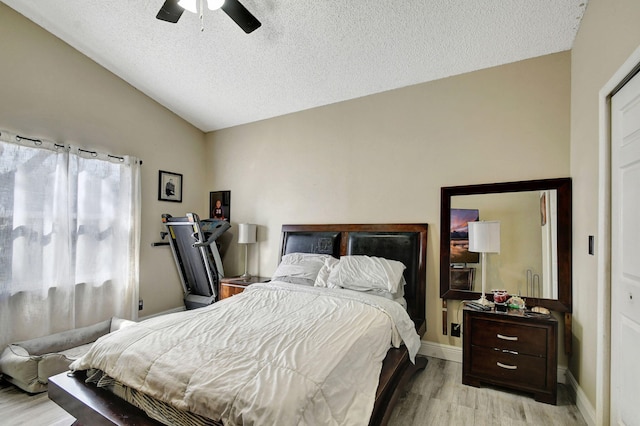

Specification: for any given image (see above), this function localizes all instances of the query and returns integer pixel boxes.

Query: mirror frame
[440,177,572,313]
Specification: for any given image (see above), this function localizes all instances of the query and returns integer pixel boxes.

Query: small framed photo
[210,191,231,221]
[158,170,183,202]
[450,267,475,291]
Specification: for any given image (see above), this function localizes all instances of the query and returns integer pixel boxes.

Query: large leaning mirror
[440,178,572,313]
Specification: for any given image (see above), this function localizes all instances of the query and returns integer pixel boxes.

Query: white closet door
[611,69,640,426]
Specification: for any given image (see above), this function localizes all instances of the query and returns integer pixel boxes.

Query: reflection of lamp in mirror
[468,221,501,306]
[238,223,257,280]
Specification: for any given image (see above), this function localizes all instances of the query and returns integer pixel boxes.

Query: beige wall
[0,4,207,316]
[570,0,640,413]
[205,52,571,348]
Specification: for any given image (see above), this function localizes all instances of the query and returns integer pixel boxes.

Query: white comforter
[70,281,421,426]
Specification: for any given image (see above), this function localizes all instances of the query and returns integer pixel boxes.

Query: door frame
[596,44,640,425]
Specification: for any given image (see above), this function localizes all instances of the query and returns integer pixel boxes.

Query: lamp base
[240,243,252,281]
[476,295,493,306]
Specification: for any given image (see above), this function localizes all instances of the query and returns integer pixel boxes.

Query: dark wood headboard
[280,224,428,336]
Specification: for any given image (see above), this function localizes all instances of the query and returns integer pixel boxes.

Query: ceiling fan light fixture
[177,0,198,13]
[207,0,225,10]
[157,0,261,33]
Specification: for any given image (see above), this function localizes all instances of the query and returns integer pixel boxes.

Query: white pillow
[394,275,406,300]
[272,253,336,286]
[313,257,340,288]
[328,255,406,293]
[388,280,407,309]
[360,276,406,301]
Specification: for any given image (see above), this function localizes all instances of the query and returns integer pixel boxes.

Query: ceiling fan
[156,0,261,34]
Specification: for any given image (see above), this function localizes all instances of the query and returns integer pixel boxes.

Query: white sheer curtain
[0,131,140,348]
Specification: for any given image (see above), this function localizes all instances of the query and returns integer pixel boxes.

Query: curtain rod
[16,134,43,145]
[0,130,143,165]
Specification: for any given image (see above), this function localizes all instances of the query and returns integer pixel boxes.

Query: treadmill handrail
[193,220,231,248]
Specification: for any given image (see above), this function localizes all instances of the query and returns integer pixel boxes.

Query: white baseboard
[566,369,596,426]
[138,306,185,321]
[418,340,569,385]
[418,340,462,363]
[557,365,568,385]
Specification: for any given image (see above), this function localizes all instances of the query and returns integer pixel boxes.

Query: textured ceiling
[2,0,588,132]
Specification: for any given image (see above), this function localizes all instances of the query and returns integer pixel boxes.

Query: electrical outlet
[138,299,143,311]
[451,323,461,337]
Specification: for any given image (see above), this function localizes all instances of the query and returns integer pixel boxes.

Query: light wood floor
[1,357,586,425]
[388,357,587,426]
[0,377,74,426]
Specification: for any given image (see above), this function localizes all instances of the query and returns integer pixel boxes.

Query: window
[0,131,140,347]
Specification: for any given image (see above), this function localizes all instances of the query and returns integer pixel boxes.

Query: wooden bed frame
[49,223,429,426]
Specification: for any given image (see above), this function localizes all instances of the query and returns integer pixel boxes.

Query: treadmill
[162,213,231,309]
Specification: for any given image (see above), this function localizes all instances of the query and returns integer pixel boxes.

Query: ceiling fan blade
[221,0,262,34]
[156,0,184,23]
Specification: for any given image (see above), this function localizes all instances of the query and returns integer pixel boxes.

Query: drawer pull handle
[497,333,518,341]
[502,349,518,355]
[497,362,518,370]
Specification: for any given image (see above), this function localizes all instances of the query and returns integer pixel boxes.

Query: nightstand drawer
[470,318,548,356]
[469,345,547,388]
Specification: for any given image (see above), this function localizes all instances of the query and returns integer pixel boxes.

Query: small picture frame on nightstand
[450,267,475,290]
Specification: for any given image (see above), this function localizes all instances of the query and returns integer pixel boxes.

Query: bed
[48,223,428,425]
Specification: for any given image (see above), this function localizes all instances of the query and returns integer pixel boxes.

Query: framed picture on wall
[450,208,480,264]
[210,191,231,221]
[158,170,183,202]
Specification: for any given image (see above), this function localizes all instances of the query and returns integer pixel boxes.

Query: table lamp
[238,223,257,279]
[468,220,501,306]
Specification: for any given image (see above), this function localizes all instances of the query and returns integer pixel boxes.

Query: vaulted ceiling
[2,1,588,132]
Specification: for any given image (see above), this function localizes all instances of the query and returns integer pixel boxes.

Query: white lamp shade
[468,221,501,254]
[238,223,257,244]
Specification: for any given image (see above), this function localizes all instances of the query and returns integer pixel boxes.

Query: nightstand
[462,307,558,404]
[219,276,270,300]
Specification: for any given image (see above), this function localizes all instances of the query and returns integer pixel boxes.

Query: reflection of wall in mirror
[451,191,543,296]
[540,190,558,299]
